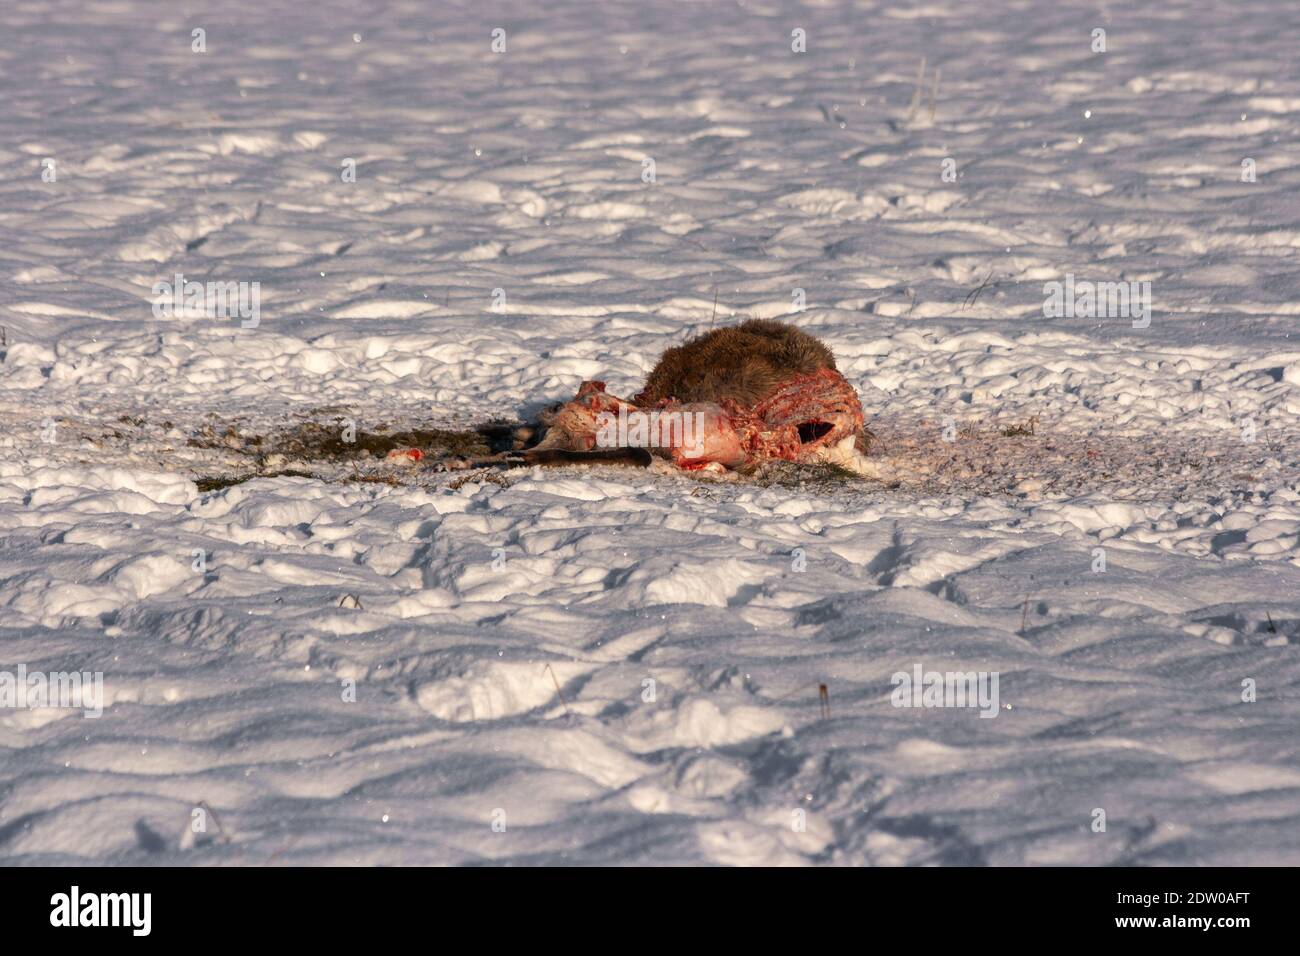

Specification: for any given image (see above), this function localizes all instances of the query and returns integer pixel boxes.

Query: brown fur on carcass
[520,319,873,467]
[636,319,838,406]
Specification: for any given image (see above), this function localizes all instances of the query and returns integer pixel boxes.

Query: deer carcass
[528,320,872,474]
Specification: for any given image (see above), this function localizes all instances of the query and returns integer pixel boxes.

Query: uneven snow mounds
[3,459,1298,864]
[415,659,596,723]
[3,0,1300,865]
[4,464,195,509]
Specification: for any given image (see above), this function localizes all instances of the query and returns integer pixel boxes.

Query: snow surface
[2,0,1299,864]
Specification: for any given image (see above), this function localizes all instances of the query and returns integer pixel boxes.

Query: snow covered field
[2,0,1299,864]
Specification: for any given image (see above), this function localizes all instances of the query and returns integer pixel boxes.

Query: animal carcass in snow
[529,320,873,473]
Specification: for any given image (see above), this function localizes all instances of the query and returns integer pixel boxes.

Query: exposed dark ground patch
[194,470,317,492]
[187,418,518,460]
[34,406,1293,505]
[187,418,523,490]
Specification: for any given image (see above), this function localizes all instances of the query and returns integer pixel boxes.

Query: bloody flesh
[540,366,867,470]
